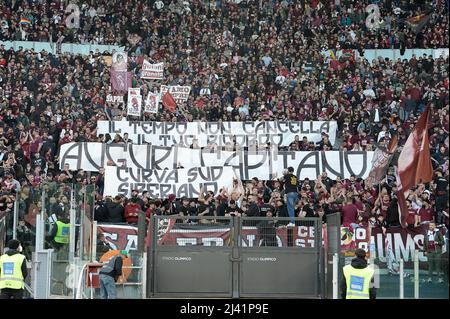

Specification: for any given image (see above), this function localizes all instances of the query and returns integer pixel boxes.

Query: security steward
[341,248,376,299]
[53,218,70,245]
[48,216,70,247]
[0,239,28,299]
[46,216,70,259]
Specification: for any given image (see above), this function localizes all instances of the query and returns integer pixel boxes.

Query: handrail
[152,216,321,221]
[24,282,34,298]
[75,262,88,299]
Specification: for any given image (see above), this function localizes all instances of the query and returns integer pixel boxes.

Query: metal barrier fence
[150,216,234,298]
[6,187,447,299]
[326,213,341,299]
[296,211,450,300]
[149,215,325,298]
[5,183,107,298]
[238,217,324,298]
[369,249,449,299]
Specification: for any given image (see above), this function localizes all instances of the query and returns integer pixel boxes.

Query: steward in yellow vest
[54,221,70,244]
[0,239,28,299]
[48,216,70,248]
[340,248,376,299]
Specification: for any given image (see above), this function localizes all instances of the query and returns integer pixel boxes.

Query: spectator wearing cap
[341,248,376,299]
[0,239,28,299]
[274,198,288,223]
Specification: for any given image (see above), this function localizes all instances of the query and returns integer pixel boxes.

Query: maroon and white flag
[396,106,433,228]
[111,70,132,92]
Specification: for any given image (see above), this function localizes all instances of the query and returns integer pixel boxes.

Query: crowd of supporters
[0,0,448,243]
[0,0,448,48]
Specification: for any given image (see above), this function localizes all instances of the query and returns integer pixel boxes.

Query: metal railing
[334,249,449,299]
[150,215,325,298]
[238,217,322,249]
[75,252,147,299]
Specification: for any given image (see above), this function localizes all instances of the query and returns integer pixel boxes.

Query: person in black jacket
[257,208,278,247]
[275,198,289,226]
[93,196,108,222]
[386,196,401,227]
[104,196,125,223]
[340,249,377,299]
[246,195,260,217]
[96,233,112,256]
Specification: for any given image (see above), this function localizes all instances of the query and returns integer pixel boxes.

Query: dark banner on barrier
[98,222,447,267]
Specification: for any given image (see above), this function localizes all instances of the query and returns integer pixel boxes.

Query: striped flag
[19,17,32,25]
[395,106,433,228]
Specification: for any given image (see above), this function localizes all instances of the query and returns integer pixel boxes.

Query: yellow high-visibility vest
[0,254,25,290]
[343,264,374,299]
[54,221,70,244]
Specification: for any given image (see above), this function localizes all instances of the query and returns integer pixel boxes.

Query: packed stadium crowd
[0,0,448,48]
[0,0,449,246]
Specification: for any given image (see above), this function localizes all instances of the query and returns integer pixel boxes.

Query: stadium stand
[0,0,448,299]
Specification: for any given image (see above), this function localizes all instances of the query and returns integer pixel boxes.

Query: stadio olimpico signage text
[96,120,338,147]
[60,142,373,180]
